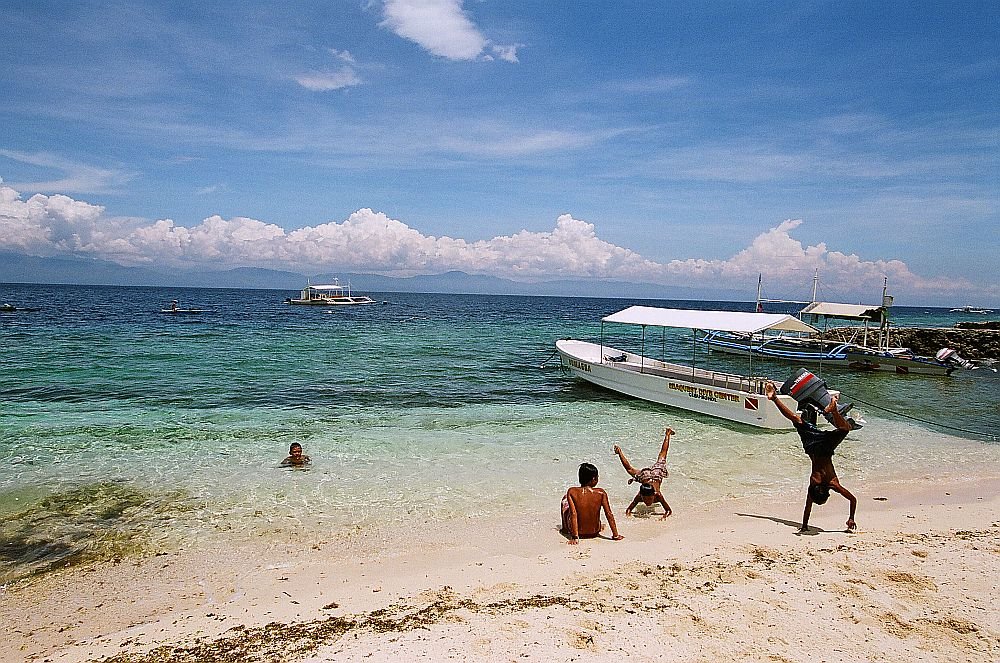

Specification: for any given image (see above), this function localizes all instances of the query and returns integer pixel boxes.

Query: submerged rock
[0,481,192,584]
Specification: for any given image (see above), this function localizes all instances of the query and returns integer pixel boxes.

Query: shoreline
[5,473,999,663]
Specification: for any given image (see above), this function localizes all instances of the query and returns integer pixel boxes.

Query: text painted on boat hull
[668,382,740,404]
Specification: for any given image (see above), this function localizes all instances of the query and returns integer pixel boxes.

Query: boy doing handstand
[765,382,857,533]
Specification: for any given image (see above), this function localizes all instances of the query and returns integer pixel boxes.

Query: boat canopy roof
[304,284,346,291]
[602,306,818,334]
[799,302,883,320]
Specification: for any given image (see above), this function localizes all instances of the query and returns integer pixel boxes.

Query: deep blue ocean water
[1,283,998,583]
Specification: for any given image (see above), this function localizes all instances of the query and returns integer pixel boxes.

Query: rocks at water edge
[824,324,1000,361]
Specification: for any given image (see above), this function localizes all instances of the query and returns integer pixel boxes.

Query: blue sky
[1,1,997,305]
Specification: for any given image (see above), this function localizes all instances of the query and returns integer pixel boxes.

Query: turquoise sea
[2,283,998,583]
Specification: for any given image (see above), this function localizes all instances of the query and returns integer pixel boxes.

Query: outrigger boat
[160,300,206,314]
[701,276,963,376]
[1,303,40,313]
[556,306,825,430]
[285,281,376,306]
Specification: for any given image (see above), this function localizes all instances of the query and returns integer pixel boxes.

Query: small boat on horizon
[949,305,993,314]
[160,300,206,314]
[285,281,376,306]
[1,303,40,313]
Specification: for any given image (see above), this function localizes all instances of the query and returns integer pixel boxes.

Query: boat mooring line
[540,339,575,368]
[845,394,997,441]
[539,348,560,368]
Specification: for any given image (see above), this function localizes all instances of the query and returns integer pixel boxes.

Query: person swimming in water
[765,381,857,533]
[560,462,624,544]
[280,442,311,467]
[613,427,673,520]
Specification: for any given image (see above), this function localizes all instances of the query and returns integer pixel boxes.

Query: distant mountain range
[0,251,750,301]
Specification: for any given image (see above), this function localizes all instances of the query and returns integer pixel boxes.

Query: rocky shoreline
[825,323,1000,361]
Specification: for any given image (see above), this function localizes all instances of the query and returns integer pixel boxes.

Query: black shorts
[796,422,848,457]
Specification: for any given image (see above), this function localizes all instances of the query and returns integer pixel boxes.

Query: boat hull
[556,339,796,430]
[701,332,952,376]
[286,297,376,306]
[843,351,952,376]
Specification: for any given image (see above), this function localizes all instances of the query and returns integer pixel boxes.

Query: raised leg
[656,428,674,463]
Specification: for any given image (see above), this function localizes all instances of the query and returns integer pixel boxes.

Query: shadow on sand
[735,512,827,536]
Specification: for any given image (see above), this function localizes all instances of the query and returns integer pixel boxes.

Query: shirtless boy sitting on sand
[561,462,624,545]
[614,427,674,520]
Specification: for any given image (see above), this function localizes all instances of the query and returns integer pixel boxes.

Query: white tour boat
[556,306,823,430]
[286,281,376,306]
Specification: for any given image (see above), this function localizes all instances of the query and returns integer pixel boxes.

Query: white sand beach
[4,473,999,663]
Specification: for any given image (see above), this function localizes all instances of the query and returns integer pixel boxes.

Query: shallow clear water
[1,283,998,582]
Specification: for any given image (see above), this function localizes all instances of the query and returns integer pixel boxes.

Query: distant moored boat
[285,281,376,306]
[949,305,992,314]
[160,300,206,314]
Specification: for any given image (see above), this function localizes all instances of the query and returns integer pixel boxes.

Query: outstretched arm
[831,480,857,530]
[657,495,672,520]
[765,382,801,424]
[800,491,814,532]
[625,495,641,516]
[602,491,624,540]
[613,445,638,476]
[656,427,674,463]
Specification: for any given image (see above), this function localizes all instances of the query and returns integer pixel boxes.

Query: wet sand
[4,473,999,663]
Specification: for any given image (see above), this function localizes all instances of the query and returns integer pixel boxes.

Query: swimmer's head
[578,462,599,486]
[808,483,831,505]
[289,443,303,456]
[639,483,657,505]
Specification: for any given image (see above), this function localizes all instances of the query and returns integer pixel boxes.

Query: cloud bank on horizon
[0,180,973,302]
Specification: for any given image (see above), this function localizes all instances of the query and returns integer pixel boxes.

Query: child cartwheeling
[613,427,673,520]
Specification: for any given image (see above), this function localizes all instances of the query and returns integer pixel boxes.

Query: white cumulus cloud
[379,0,517,63]
[0,180,976,301]
[381,0,486,60]
[0,181,108,255]
[663,219,965,297]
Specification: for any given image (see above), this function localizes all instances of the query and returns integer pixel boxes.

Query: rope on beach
[845,394,998,441]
